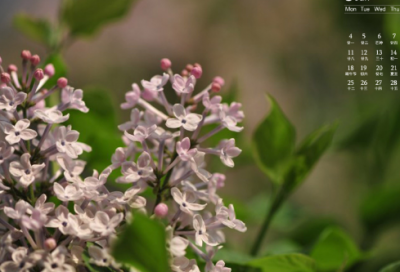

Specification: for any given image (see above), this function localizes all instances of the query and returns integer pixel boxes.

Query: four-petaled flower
[61,87,89,113]
[172,74,196,94]
[177,137,197,161]
[171,187,206,215]
[34,107,69,124]
[193,214,218,247]
[166,104,202,131]
[218,139,242,168]
[2,119,37,145]
[89,211,123,236]
[9,153,45,187]
[117,152,153,183]
[0,87,27,111]
[121,83,141,109]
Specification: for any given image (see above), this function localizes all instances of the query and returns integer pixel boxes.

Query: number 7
[393,33,397,39]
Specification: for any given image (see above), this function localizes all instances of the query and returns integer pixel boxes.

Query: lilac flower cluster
[0,52,246,272]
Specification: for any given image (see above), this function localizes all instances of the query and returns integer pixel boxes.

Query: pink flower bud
[44,238,57,251]
[44,64,55,77]
[57,77,68,88]
[181,69,189,77]
[34,69,44,80]
[21,50,31,60]
[7,64,18,73]
[186,64,194,72]
[0,56,2,65]
[213,76,225,86]
[211,82,221,93]
[1,73,10,84]
[30,55,40,66]
[191,65,202,79]
[154,203,169,218]
[160,58,172,70]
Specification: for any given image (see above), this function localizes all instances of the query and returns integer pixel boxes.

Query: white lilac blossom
[0,54,245,272]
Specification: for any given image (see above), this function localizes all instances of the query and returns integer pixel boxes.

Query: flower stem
[249,185,287,256]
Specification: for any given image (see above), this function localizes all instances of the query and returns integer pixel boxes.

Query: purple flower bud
[34,69,44,80]
[21,50,31,60]
[44,238,57,250]
[57,77,68,88]
[154,203,169,218]
[186,64,194,72]
[44,64,55,77]
[191,65,202,79]
[160,58,172,70]
[211,82,221,93]
[181,69,189,77]
[7,64,17,73]
[1,72,10,84]
[30,54,40,66]
[213,76,225,86]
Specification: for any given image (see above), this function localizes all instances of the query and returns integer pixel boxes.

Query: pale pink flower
[117,152,153,183]
[0,141,14,163]
[46,206,75,235]
[3,199,31,220]
[2,119,37,144]
[0,247,34,272]
[53,126,83,158]
[166,104,202,131]
[172,257,200,272]
[53,183,84,202]
[89,211,123,236]
[124,124,157,142]
[61,87,89,113]
[56,155,85,183]
[118,108,141,131]
[121,83,141,109]
[171,187,206,215]
[141,73,169,93]
[111,147,127,168]
[218,108,243,132]
[0,87,26,111]
[172,74,195,94]
[218,139,242,167]
[176,137,197,161]
[202,93,222,111]
[34,107,69,123]
[216,200,246,232]
[210,261,231,272]
[21,209,47,231]
[9,153,45,187]
[193,214,218,247]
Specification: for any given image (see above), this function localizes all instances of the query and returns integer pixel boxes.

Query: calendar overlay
[346,33,399,92]
[345,5,400,14]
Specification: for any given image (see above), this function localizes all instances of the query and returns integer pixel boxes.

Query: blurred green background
[2,1,400,271]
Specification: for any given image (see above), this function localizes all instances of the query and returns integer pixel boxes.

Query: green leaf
[111,212,169,272]
[310,227,363,271]
[213,248,254,265]
[62,0,137,36]
[287,217,338,247]
[13,14,53,47]
[252,94,296,184]
[380,261,400,272]
[360,185,400,231]
[248,253,316,272]
[289,122,337,188]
